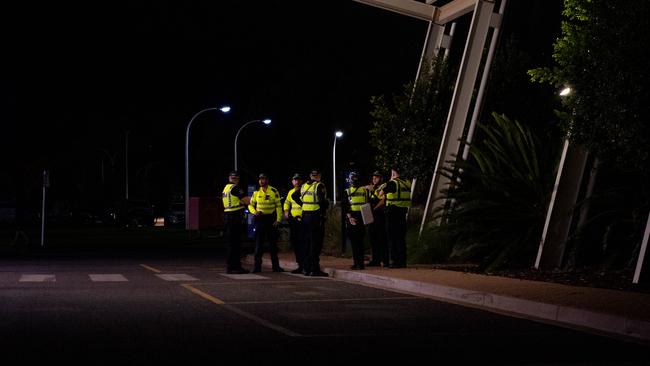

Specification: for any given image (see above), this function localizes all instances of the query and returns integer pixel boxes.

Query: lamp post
[234,118,272,171]
[185,106,231,230]
[125,130,130,200]
[332,130,343,204]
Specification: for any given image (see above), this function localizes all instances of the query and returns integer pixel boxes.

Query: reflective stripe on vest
[222,183,243,212]
[385,178,411,207]
[346,186,368,212]
[284,187,302,218]
[370,182,386,201]
[301,181,322,212]
[250,186,281,215]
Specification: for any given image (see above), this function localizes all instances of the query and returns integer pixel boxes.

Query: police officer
[366,170,389,267]
[343,171,370,270]
[222,171,251,274]
[381,167,411,268]
[292,168,329,277]
[248,173,284,273]
[283,173,305,274]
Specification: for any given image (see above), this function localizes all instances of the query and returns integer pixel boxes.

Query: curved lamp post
[234,118,272,171]
[185,105,231,230]
[332,130,343,204]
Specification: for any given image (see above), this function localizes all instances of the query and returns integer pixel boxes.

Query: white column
[534,141,589,269]
[633,212,650,284]
[421,0,495,232]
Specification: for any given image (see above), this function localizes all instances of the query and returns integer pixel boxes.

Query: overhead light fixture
[559,87,572,97]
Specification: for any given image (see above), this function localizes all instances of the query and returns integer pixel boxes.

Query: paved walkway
[248,252,650,343]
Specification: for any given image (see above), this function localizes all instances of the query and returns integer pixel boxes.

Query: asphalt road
[1,248,648,365]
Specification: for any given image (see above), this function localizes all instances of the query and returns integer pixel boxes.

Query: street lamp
[559,86,572,97]
[185,105,231,230]
[332,130,343,205]
[233,118,272,171]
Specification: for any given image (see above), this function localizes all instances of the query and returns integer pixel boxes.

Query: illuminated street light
[185,105,231,230]
[559,87,572,97]
[332,130,344,204]
[234,119,272,171]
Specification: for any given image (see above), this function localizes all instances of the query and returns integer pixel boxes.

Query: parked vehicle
[114,200,154,228]
[164,202,185,226]
[0,205,16,227]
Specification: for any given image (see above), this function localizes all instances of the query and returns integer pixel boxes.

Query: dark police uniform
[222,177,249,274]
[343,180,370,270]
[292,170,329,277]
[248,175,284,273]
[368,178,388,267]
[382,176,411,268]
[284,174,305,273]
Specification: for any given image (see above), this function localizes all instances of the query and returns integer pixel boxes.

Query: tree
[529,0,650,272]
[369,55,455,181]
[529,0,650,173]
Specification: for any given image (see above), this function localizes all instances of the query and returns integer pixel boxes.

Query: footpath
[249,252,650,344]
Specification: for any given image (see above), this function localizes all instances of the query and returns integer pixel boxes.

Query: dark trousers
[302,210,325,274]
[369,209,388,265]
[347,212,365,267]
[289,218,305,269]
[386,206,408,266]
[253,214,280,270]
[224,211,244,270]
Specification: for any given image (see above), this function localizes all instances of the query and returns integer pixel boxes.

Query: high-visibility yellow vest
[385,178,411,208]
[283,187,302,218]
[222,183,244,212]
[370,182,386,202]
[248,185,282,221]
[345,186,369,212]
[300,181,324,212]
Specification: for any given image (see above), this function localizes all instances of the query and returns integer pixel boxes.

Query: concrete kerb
[246,255,650,342]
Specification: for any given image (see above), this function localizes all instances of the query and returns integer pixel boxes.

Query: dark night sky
[1,0,561,209]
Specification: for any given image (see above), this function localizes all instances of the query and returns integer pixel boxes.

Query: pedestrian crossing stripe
[220,273,270,280]
[89,274,129,282]
[156,273,199,281]
[11,272,282,283]
[19,274,56,282]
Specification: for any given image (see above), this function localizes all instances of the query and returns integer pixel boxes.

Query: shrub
[437,113,561,271]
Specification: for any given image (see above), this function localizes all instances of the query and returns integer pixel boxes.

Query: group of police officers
[221,167,411,275]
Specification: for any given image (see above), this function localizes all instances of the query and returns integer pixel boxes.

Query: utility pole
[41,170,49,247]
[125,130,130,200]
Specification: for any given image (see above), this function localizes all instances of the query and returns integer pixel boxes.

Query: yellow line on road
[139,264,162,273]
[181,283,301,337]
[181,284,225,305]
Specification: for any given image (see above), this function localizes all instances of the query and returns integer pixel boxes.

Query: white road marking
[220,303,302,337]
[181,284,301,337]
[219,274,270,280]
[281,272,331,279]
[89,274,129,282]
[156,274,198,281]
[293,291,322,296]
[19,274,56,282]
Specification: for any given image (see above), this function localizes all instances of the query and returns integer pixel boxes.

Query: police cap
[258,173,268,179]
[372,170,383,177]
[310,168,321,177]
[229,170,240,177]
[292,173,304,180]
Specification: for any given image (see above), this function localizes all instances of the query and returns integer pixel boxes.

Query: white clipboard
[360,203,374,225]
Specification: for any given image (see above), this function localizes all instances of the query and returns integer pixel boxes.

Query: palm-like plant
[437,113,560,271]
